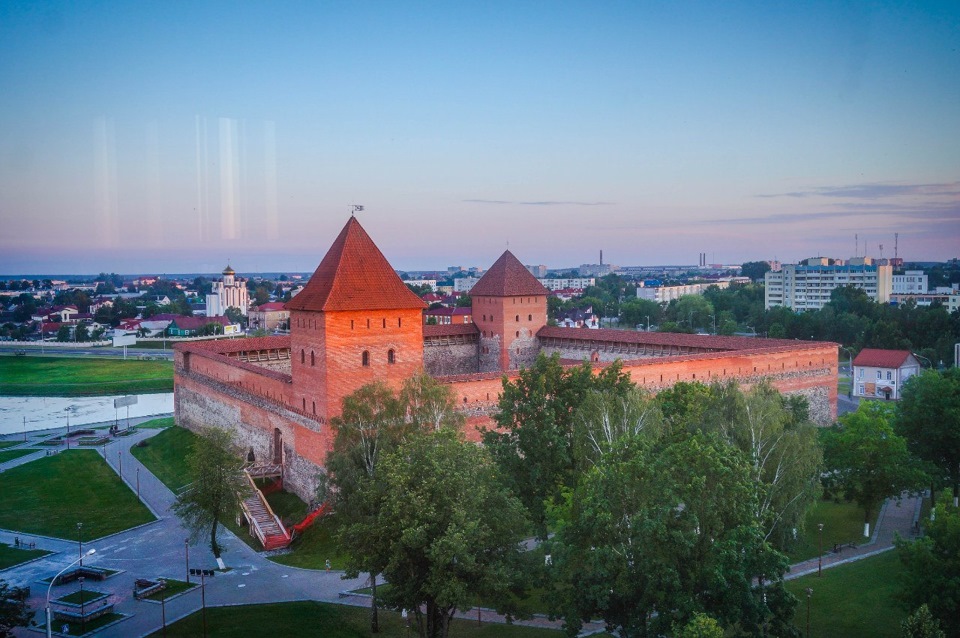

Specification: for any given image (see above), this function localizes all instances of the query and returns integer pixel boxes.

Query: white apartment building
[538,278,595,291]
[636,280,736,303]
[891,270,928,295]
[453,277,481,293]
[764,258,892,311]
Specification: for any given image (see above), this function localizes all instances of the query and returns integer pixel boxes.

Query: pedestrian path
[786,492,921,580]
[2,419,924,638]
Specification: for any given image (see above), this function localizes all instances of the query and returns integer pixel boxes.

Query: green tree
[253,286,271,306]
[55,325,71,342]
[224,307,245,327]
[482,354,633,537]
[619,298,662,330]
[0,579,30,638]
[173,427,249,559]
[572,385,663,468]
[668,295,714,332]
[328,382,408,633]
[355,429,530,638]
[675,613,725,638]
[74,323,90,342]
[897,369,960,505]
[399,372,465,432]
[740,261,772,282]
[698,382,822,550]
[901,604,946,638]
[896,495,960,637]
[547,434,795,637]
[823,402,926,536]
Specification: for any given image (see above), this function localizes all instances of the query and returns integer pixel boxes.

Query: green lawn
[0,441,20,450]
[0,448,35,463]
[786,550,905,637]
[0,542,51,569]
[269,514,350,570]
[145,578,197,600]
[0,355,173,396]
[131,426,196,492]
[45,612,125,636]
[138,417,175,429]
[0,450,155,539]
[787,499,880,562]
[147,601,564,637]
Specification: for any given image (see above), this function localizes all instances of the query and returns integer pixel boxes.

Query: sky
[1,1,958,275]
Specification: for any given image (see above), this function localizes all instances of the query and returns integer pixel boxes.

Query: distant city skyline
[2,2,958,274]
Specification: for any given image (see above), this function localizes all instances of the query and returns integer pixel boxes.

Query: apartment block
[764,258,892,311]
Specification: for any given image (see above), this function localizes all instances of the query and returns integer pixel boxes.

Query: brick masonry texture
[174,219,840,497]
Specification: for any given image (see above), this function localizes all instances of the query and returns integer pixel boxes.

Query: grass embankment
[131,426,335,555]
[0,441,20,449]
[0,450,155,539]
[57,589,107,605]
[0,448,35,463]
[44,612,125,636]
[148,601,564,637]
[786,550,905,637]
[0,355,173,396]
[0,542,51,569]
[787,499,880,562]
[138,417,174,429]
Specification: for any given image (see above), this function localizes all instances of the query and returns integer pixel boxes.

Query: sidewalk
[786,492,921,580]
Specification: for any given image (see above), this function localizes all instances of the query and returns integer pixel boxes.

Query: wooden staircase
[239,465,291,550]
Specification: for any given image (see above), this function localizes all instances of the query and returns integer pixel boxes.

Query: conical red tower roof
[470,250,549,297]
[286,217,426,312]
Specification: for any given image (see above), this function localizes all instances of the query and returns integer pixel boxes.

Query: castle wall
[423,339,479,376]
[175,360,331,502]
[473,294,547,371]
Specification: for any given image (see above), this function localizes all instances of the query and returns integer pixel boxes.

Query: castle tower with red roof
[286,217,426,421]
[470,250,549,372]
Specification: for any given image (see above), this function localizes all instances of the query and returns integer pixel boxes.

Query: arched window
[382,318,386,328]
[362,351,370,367]
[515,315,519,322]
[311,351,315,366]
[300,350,305,364]
[516,331,519,337]
[528,314,532,321]
[387,349,395,364]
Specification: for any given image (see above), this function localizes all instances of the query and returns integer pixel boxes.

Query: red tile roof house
[423,307,473,325]
[167,315,232,336]
[852,349,921,400]
[173,217,839,508]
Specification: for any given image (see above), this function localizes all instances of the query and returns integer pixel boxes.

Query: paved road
[2,419,917,637]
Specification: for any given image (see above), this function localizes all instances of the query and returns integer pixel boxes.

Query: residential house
[249,302,290,331]
[852,349,921,401]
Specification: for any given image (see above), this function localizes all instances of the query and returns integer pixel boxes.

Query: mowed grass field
[0,355,173,396]
[787,499,880,562]
[786,550,906,637]
[0,449,155,539]
[0,542,51,569]
[148,600,565,638]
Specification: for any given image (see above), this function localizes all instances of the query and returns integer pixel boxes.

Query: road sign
[114,395,138,409]
[112,334,136,347]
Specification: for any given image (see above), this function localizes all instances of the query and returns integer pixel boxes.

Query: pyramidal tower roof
[286,217,426,313]
[470,250,549,297]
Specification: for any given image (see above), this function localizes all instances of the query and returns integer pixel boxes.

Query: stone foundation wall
[424,340,479,376]
[508,331,540,370]
[174,372,330,502]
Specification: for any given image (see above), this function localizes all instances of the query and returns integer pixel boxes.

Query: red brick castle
[174,217,838,502]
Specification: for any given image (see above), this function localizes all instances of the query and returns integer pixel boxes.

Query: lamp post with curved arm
[912,352,933,369]
[46,549,96,638]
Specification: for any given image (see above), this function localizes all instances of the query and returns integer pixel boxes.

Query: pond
[0,393,174,436]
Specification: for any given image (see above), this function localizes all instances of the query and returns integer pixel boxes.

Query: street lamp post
[79,576,85,636]
[805,588,813,638]
[77,523,83,566]
[185,539,190,584]
[46,549,96,638]
[818,523,824,577]
[912,352,933,369]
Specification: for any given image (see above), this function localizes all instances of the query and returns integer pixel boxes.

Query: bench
[53,566,109,585]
